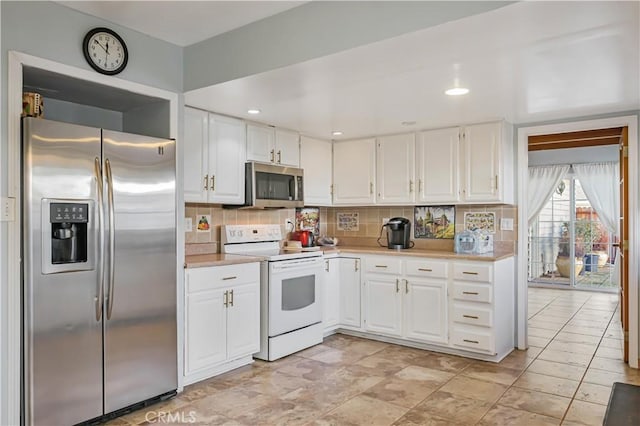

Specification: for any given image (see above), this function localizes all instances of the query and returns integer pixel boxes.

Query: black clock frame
[82,27,128,75]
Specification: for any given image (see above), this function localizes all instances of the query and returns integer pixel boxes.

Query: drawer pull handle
[463,339,479,344]
[462,272,479,275]
[463,314,479,319]
[222,276,237,280]
[375,265,388,268]
[418,268,433,272]
[463,291,479,295]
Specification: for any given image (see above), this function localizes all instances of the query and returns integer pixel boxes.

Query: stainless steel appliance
[243,162,304,208]
[22,118,177,425]
[381,217,413,249]
[221,224,323,361]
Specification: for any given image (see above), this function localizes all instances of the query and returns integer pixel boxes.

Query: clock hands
[93,39,109,55]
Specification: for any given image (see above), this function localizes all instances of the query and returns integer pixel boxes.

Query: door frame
[4,51,183,425]
[516,115,638,369]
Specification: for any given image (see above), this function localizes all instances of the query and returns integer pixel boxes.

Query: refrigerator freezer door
[102,130,177,413]
[23,118,103,425]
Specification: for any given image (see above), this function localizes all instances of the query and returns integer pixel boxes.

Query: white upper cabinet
[461,122,514,204]
[300,136,332,206]
[333,138,376,205]
[183,107,209,203]
[183,107,246,204]
[275,128,300,167]
[376,133,416,204]
[247,124,300,167]
[417,127,460,203]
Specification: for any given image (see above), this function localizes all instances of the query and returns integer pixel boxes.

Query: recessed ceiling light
[401,121,416,126]
[247,109,261,114]
[445,87,469,96]
[332,131,343,136]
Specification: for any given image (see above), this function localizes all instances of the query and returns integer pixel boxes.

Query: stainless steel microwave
[244,162,304,208]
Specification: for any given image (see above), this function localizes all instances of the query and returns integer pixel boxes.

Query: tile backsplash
[186,203,517,255]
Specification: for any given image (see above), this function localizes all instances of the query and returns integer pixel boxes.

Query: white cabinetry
[300,136,332,206]
[416,127,460,203]
[246,124,300,167]
[364,257,403,336]
[339,257,362,328]
[323,257,340,332]
[415,121,513,204]
[333,138,376,205]
[184,263,260,385]
[183,107,246,204]
[376,133,415,204]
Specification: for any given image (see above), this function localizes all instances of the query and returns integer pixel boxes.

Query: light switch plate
[1,197,16,222]
[501,218,514,231]
[185,217,193,232]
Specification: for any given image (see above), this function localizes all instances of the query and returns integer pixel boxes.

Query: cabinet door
[364,276,402,337]
[404,278,447,344]
[183,107,209,203]
[208,114,246,204]
[185,289,227,373]
[339,258,361,328]
[323,258,341,330]
[462,122,500,202]
[300,136,332,206]
[376,133,415,204]
[226,282,260,359]
[333,138,376,204]
[417,127,460,203]
[275,128,300,167]
[246,123,276,164]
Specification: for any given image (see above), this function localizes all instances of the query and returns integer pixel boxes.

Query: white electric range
[221,224,324,361]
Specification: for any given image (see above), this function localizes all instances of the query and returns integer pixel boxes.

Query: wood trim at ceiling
[528,127,623,151]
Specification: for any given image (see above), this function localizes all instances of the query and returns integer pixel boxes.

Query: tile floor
[108,287,639,425]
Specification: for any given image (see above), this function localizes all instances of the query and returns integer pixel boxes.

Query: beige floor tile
[439,375,508,403]
[563,400,607,426]
[588,356,635,374]
[363,377,440,409]
[582,368,640,387]
[561,325,605,337]
[354,353,412,376]
[316,395,408,426]
[538,348,592,367]
[497,350,535,370]
[546,341,597,356]
[512,371,580,398]
[598,337,623,349]
[310,346,369,365]
[414,391,493,424]
[392,410,460,426]
[528,336,552,348]
[553,332,601,345]
[461,362,523,386]
[574,382,612,405]
[477,404,560,426]
[528,320,564,331]
[407,353,472,373]
[526,359,586,381]
[394,365,456,384]
[529,327,559,339]
[497,387,570,419]
[594,346,623,360]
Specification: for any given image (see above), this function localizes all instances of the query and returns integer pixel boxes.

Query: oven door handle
[270,258,323,271]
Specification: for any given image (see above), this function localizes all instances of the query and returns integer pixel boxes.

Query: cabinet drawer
[365,256,402,275]
[452,303,493,327]
[450,327,494,353]
[405,259,448,279]
[186,263,260,293]
[453,263,492,283]
[452,282,492,303]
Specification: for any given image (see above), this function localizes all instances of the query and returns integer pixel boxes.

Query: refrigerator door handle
[105,158,116,320]
[94,157,105,321]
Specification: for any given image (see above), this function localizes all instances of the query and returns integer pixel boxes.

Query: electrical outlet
[501,218,514,231]
[382,217,390,225]
[1,197,16,222]
[184,217,193,232]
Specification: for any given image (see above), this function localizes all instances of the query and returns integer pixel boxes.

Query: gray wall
[528,145,619,166]
[123,102,171,139]
[44,98,124,131]
[184,1,513,91]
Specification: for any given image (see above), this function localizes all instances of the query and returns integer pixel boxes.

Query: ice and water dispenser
[42,200,93,274]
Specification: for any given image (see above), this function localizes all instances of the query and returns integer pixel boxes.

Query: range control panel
[50,203,89,223]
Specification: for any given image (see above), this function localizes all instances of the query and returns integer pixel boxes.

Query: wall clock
[83,27,128,75]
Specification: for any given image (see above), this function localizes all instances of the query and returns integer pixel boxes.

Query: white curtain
[528,165,570,226]
[572,162,620,236]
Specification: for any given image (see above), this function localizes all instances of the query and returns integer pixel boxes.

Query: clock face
[83,28,128,75]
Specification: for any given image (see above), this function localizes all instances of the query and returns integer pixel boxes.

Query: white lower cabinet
[184,263,260,385]
[322,257,341,332]
[364,275,402,336]
[339,257,362,328]
[404,277,447,344]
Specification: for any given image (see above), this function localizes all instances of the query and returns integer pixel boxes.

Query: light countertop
[318,245,514,262]
[184,253,266,268]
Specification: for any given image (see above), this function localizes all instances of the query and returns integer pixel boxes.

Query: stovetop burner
[221,224,322,261]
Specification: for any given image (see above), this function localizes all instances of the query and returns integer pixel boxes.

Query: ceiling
[55,1,305,46]
[184,1,640,140]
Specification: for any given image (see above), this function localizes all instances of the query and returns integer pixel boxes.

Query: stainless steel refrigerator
[22,118,177,425]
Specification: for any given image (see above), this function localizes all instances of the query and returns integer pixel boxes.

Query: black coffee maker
[381,217,413,250]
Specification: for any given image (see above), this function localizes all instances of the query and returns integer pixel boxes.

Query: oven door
[268,257,323,337]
